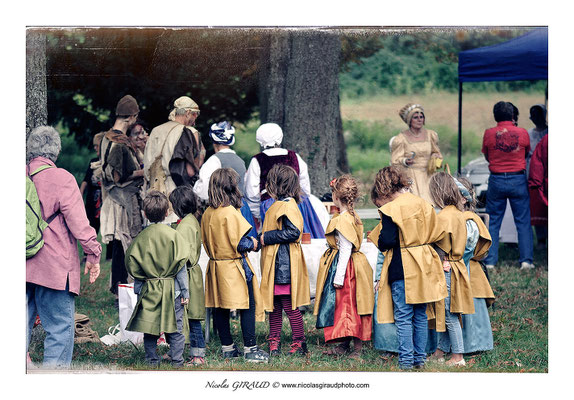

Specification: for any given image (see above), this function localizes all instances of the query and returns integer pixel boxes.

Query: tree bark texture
[26,30,48,140]
[259,30,349,198]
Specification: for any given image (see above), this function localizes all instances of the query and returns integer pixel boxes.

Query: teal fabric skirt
[461,298,494,353]
[316,253,339,329]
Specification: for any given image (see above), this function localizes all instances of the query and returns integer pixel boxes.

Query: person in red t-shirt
[481,101,534,270]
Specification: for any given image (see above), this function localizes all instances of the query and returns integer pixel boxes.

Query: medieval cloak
[314,211,374,341]
[201,205,264,321]
[175,214,205,320]
[367,192,447,327]
[462,211,495,305]
[259,198,310,312]
[125,223,189,335]
[315,211,374,317]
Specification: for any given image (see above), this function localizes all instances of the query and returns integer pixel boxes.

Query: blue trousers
[189,319,206,357]
[484,173,533,265]
[391,280,428,369]
[26,282,75,369]
[144,295,186,366]
[437,271,464,354]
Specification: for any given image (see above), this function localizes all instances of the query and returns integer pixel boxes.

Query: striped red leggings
[268,295,306,342]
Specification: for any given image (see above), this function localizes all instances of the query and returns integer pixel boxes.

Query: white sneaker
[446,358,466,367]
[485,264,495,270]
[520,262,535,270]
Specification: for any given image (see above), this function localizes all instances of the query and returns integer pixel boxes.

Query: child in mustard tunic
[259,164,310,356]
[314,175,374,359]
[201,168,269,363]
[369,166,447,370]
[428,172,475,367]
[457,177,495,353]
[169,185,206,366]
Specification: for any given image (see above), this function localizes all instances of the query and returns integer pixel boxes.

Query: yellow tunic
[463,211,495,305]
[314,212,374,316]
[260,199,310,311]
[390,130,442,205]
[201,205,264,321]
[367,192,447,325]
[431,206,475,329]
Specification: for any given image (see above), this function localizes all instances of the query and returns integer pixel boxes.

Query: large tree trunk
[26,30,48,140]
[259,30,349,198]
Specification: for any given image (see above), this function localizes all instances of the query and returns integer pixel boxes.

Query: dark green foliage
[56,125,94,185]
[339,28,546,99]
[43,28,262,149]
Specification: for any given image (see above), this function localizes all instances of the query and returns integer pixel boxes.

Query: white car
[460,156,490,211]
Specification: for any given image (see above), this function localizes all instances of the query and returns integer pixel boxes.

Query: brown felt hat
[115,95,140,116]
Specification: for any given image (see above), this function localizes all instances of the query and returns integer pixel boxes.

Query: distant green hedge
[340,34,546,99]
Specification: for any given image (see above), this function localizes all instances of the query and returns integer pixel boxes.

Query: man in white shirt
[244,123,311,219]
[245,123,326,238]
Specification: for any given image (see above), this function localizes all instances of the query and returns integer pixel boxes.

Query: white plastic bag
[100,324,121,346]
[118,283,144,345]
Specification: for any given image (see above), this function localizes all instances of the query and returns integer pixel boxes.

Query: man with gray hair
[26,125,101,369]
[143,96,206,223]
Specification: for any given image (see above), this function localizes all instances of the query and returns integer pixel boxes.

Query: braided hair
[331,174,362,226]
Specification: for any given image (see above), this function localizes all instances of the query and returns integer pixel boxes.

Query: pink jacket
[26,157,102,295]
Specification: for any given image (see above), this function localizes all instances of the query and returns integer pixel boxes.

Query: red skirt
[324,258,372,342]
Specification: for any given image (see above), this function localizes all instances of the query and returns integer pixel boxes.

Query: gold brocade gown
[391,129,442,205]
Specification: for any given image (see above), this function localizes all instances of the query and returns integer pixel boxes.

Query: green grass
[28,243,547,372]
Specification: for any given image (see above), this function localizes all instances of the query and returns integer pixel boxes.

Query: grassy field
[28,240,547,373]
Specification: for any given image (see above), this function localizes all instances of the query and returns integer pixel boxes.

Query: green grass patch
[28,245,547,372]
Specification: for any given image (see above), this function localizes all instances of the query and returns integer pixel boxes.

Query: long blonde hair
[331,174,362,226]
[429,172,464,211]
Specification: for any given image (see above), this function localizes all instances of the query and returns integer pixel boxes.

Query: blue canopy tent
[456,27,548,172]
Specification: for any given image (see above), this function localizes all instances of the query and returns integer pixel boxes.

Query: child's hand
[260,233,265,246]
[443,260,451,272]
[251,236,258,251]
[181,298,189,306]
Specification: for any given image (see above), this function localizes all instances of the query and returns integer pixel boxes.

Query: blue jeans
[144,295,186,366]
[189,319,206,357]
[484,173,533,265]
[26,282,75,369]
[437,271,464,354]
[391,280,428,369]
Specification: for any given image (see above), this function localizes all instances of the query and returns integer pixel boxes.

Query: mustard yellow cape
[434,206,475,314]
[201,206,264,321]
[463,211,495,306]
[426,206,476,331]
[260,199,310,312]
[367,192,447,325]
[314,211,374,316]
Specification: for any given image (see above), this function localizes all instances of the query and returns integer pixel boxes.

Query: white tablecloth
[198,238,380,298]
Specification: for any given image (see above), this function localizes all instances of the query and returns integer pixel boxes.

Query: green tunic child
[125,223,189,335]
[175,214,205,320]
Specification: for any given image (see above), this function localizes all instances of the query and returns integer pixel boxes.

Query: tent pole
[458,81,463,175]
